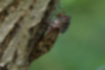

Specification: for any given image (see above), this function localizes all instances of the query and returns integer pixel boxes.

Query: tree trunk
[0,0,60,70]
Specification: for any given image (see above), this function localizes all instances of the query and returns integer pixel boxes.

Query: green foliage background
[30,0,105,70]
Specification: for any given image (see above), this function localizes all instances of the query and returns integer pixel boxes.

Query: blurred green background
[30,0,105,70]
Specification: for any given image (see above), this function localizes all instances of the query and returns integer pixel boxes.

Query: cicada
[29,12,71,62]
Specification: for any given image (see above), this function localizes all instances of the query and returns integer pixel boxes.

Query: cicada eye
[65,16,71,20]
[61,16,71,33]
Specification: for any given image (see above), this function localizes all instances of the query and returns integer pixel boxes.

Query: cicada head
[47,12,71,34]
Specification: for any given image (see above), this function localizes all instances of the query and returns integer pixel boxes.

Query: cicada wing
[29,29,60,62]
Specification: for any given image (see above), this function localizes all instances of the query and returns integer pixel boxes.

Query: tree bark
[0,0,60,70]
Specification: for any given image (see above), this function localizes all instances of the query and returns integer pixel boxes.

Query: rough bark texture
[0,0,60,70]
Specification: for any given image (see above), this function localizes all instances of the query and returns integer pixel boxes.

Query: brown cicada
[29,11,71,62]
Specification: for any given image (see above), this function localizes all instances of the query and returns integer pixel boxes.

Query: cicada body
[29,12,71,62]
